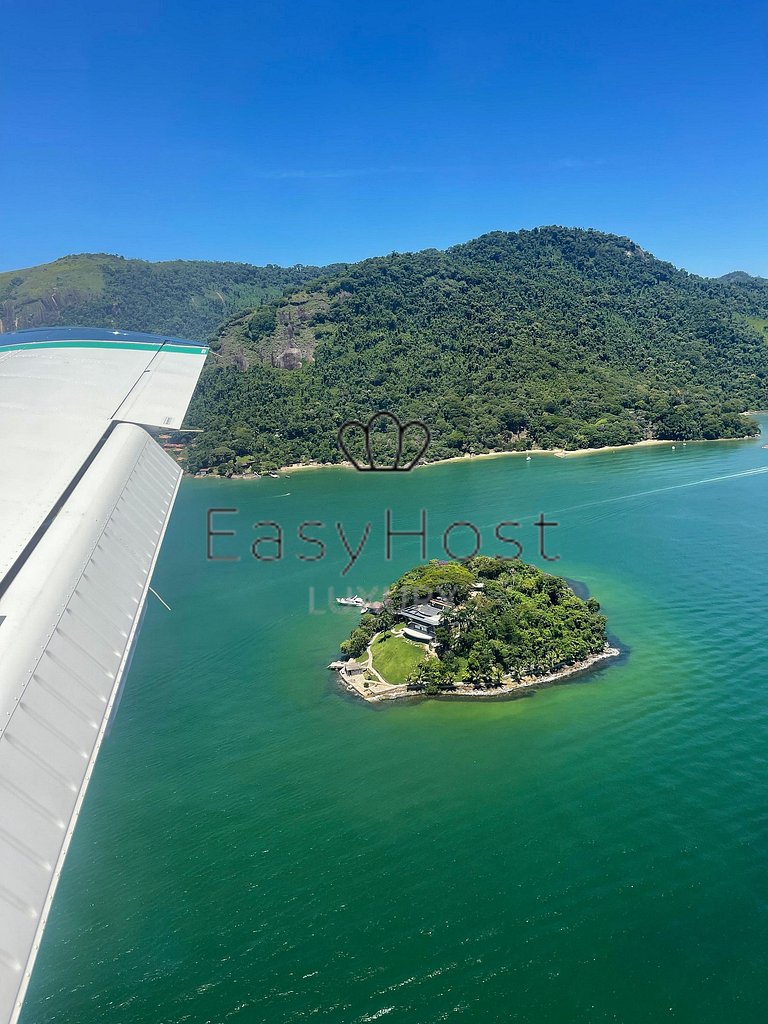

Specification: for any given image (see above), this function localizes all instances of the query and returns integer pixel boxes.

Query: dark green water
[22,426,768,1024]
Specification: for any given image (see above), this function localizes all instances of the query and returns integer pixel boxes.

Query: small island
[332,556,619,702]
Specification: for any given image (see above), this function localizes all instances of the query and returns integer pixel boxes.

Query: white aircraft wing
[0,328,208,1024]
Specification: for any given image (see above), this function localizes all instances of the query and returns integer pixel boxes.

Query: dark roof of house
[401,603,444,624]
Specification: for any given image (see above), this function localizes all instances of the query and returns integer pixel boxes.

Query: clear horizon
[2,0,766,278]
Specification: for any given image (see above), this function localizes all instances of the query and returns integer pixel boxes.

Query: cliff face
[0,253,334,340]
[0,289,93,332]
[213,289,334,369]
[0,253,107,333]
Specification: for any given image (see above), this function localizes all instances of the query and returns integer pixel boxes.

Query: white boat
[336,595,366,607]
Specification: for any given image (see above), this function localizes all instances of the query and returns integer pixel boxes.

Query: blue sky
[2,0,766,276]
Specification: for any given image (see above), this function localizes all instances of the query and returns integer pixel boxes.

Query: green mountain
[0,253,338,340]
[187,227,768,473]
[719,270,768,284]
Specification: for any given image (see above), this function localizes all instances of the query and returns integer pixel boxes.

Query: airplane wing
[0,328,208,1024]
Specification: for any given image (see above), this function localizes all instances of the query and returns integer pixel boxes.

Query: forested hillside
[0,253,336,339]
[187,227,768,473]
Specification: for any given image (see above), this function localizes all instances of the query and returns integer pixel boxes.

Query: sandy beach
[208,431,756,480]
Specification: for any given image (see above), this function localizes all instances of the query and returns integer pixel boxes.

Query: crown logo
[338,411,431,471]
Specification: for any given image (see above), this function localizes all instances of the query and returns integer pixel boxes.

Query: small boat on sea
[336,595,366,608]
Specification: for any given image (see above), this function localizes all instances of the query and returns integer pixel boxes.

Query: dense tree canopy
[434,556,608,683]
[340,556,609,690]
[186,227,768,473]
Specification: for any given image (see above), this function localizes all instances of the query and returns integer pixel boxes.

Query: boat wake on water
[551,466,768,521]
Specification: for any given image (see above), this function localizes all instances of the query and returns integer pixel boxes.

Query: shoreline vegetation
[185,228,768,478]
[194,430,757,479]
[329,556,617,704]
[334,644,621,703]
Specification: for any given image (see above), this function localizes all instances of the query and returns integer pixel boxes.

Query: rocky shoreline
[332,644,621,704]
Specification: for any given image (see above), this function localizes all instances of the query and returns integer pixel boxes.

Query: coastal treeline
[186,227,768,473]
[340,557,609,692]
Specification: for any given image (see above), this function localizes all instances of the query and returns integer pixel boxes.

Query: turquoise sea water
[21,425,768,1024]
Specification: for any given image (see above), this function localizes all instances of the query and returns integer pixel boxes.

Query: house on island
[399,602,445,642]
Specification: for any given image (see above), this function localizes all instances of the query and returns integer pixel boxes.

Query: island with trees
[332,556,619,702]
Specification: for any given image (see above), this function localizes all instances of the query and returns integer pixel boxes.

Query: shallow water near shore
[21,422,768,1024]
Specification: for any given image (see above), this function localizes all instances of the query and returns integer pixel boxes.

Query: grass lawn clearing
[371,633,427,685]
